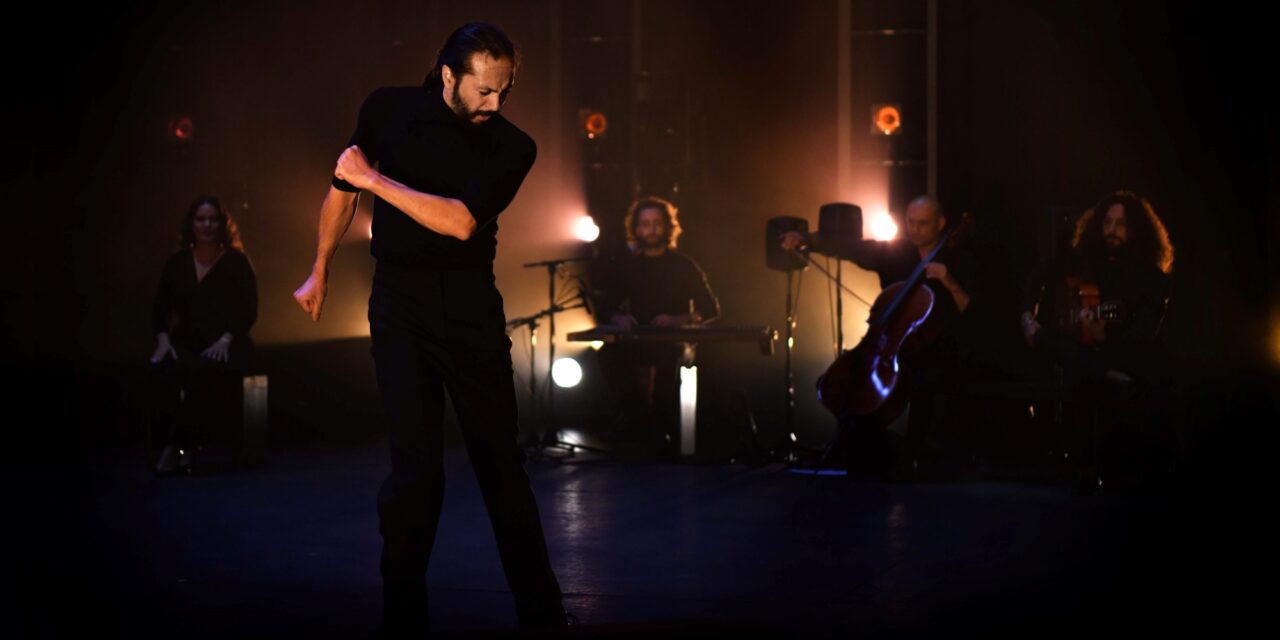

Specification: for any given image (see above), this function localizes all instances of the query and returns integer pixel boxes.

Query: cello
[816,213,973,426]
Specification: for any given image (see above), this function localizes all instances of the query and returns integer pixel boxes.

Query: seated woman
[149,195,258,474]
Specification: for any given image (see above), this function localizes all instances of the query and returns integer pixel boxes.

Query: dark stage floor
[21,437,1217,638]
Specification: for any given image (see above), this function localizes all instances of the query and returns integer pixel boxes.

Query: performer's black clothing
[333,84,535,270]
[1022,250,1173,486]
[152,248,257,352]
[598,250,720,329]
[1021,251,1170,382]
[595,250,719,449]
[338,80,564,632]
[812,235,974,329]
[149,248,257,449]
[809,235,976,477]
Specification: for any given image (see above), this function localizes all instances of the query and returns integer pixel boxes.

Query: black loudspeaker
[766,216,809,271]
[816,202,862,255]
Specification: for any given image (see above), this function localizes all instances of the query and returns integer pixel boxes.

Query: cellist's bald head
[904,195,945,249]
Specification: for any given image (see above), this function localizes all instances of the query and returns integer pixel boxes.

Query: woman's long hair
[180,195,244,252]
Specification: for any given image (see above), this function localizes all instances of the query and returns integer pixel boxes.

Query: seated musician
[1020,190,1174,488]
[596,196,719,453]
[780,196,975,478]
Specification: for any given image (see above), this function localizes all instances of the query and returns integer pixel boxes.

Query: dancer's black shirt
[333,81,536,269]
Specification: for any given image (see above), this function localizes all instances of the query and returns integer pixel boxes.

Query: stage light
[870,211,899,240]
[590,340,604,350]
[582,110,608,139]
[871,104,902,136]
[575,215,600,242]
[552,357,583,388]
[169,116,194,142]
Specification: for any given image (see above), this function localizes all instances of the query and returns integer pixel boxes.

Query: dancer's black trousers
[368,261,563,633]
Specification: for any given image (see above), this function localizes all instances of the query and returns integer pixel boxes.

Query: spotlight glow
[679,366,698,456]
[552,357,583,388]
[583,111,608,137]
[1272,317,1280,365]
[574,216,601,242]
[590,340,604,350]
[171,117,194,141]
[872,104,902,135]
[870,212,899,241]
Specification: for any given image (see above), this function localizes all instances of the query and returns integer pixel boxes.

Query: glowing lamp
[869,212,899,241]
[552,358,583,388]
[872,104,902,135]
[574,215,600,242]
[583,111,608,139]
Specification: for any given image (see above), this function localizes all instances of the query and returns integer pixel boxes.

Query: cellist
[780,196,976,478]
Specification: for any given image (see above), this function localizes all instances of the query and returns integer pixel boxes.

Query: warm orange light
[583,111,608,138]
[869,211,898,240]
[1272,317,1280,366]
[872,104,901,135]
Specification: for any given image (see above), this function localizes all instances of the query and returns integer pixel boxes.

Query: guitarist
[782,196,976,478]
[1020,190,1174,488]
[1020,191,1173,385]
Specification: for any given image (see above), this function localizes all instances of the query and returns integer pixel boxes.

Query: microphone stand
[789,248,874,309]
[516,256,608,459]
[771,247,874,469]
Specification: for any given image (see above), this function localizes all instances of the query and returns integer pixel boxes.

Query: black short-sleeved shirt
[599,250,720,325]
[333,81,537,269]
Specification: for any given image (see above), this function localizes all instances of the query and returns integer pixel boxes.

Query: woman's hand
[150,333,177,364]
[202,334,232,362]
